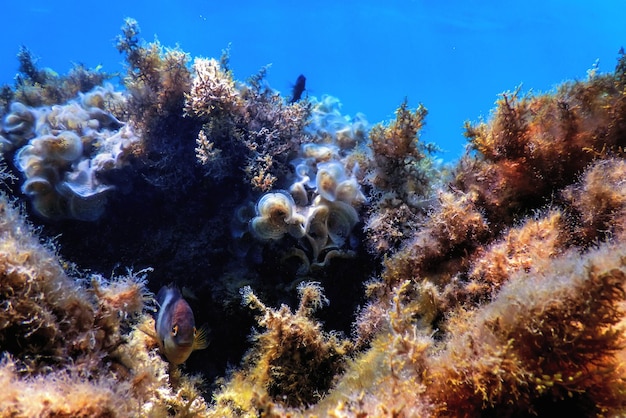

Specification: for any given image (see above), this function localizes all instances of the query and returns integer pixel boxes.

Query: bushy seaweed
[12,46,111,107]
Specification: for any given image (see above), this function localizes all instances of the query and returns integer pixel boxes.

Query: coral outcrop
[247,101,368,273]
[1,18,626,418]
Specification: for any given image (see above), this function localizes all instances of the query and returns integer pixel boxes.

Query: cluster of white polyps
[1,85,140,220]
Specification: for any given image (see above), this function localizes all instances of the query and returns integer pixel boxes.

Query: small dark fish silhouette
[290,74,306,103]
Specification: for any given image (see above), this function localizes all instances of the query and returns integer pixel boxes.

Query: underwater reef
[1,18,626,417]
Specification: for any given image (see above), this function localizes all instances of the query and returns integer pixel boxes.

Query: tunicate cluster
[248,96,368,272]
[1,85,140,220]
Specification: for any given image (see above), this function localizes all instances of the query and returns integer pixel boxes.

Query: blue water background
[1,1,624,162]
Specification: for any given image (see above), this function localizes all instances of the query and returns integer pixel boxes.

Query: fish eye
[171,324,178,337]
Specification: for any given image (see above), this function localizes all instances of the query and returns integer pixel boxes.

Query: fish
[290,74,306,103]
[155,285,209,365]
